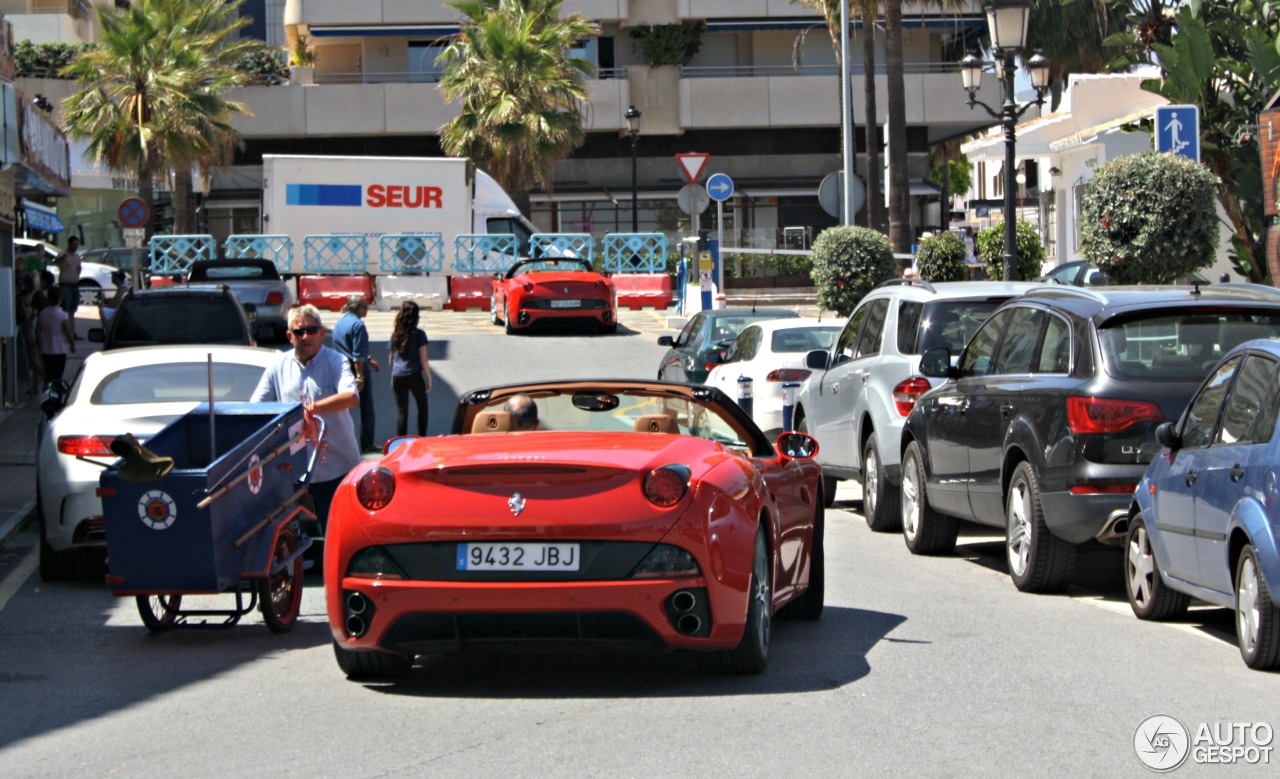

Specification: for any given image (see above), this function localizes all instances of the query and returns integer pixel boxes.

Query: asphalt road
[1,309,1276,777]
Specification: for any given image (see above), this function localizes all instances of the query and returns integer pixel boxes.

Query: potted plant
[288,35,316,85]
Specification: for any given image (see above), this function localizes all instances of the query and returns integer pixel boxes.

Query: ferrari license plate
[457,542,580,571]
[550,299,581,309]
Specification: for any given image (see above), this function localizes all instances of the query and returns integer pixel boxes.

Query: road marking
[0,547,36,612]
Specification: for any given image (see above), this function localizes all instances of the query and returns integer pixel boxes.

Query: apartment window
[408,40,449,83]
[1040,189,1057,259]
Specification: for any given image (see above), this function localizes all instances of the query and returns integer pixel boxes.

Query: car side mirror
[919,347,954,379]
[88,327,105,343]
[776,431,818,461]
[705,351,724,365]
[657,335,674,347]
[1155,421,1181,451]
[804,349,830,370]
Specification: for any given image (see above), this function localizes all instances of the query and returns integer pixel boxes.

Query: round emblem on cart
[247,454,263,495]
[138,490,177,530]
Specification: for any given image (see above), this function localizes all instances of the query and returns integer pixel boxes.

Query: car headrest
[633,414,679,434]
[471,410,513,434]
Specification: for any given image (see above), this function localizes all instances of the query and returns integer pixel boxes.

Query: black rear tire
[862,436,901,532]
[333,641,412,679]
[1006,461,1076,593]
[258,527,304,633]
[698,524,771,674]
[137,594,183,632]
[1125,513,1190,620]
[901,441,958,555]
[1236,545,1280,670]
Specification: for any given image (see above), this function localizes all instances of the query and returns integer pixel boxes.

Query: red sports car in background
[490,258,618,334]
[325,380,825,679]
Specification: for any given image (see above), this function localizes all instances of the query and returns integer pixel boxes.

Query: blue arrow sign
[1155,105,1200,162]
[706,172,734,202]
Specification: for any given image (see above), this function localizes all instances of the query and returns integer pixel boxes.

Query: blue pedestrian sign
[1155,105,1200,162]
[706,172,734,202]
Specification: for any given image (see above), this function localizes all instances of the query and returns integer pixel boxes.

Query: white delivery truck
[261,154,538,308]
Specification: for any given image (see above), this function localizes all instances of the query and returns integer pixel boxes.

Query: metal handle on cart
[298,414,327,488]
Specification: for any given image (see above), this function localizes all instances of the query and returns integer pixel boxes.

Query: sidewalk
[0,309,99,549]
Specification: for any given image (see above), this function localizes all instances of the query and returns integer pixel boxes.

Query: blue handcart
[100,402,320,633]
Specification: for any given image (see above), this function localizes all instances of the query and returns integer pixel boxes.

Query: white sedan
[15,238,120,305]
[36,345,280,580]
[706,318,845,436]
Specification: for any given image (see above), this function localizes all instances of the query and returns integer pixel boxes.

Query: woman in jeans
[388,300,432,436]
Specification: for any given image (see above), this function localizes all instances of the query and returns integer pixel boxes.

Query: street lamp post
[960,0,1050,281]
[625,105,642,232]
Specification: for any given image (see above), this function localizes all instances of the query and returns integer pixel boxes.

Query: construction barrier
[297,275,374,312]
[612,273,674,310]
[447,275,493,312]
[376,275,447,312]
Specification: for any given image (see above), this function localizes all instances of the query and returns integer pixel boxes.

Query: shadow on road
[357,605,906,698]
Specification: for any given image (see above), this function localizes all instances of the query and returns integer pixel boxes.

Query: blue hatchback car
[1129,337,1280,670]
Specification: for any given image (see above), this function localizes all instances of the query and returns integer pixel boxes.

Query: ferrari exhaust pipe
[346,591,368,615]
[345,591,372,637]
[346,615,367,637]
[671,590,697,613]
[677,614,702,635]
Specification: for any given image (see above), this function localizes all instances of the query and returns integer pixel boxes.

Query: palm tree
[438,0,596,216]
[60,0,264,235]
[1027,0,1127,110]
[883,0,911,253]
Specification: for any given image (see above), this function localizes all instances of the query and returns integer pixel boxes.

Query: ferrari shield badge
[508,492,527,517]
[138,490,177,530]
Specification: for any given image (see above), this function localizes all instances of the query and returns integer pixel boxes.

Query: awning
[308,25,460,38]
[1049,108,1154,152]
[22,200,64,233]
[910,180,943,197]
[706,15,985,32]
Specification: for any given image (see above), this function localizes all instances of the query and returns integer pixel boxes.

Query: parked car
[81,247,152,289]
[1037,260,1211,288]
[490,257,619,334]
[16,237,119,305]
[89,286,255,350]
[793,279,1039,523]
[35,344,280,580]
[325,379,824,679]
[657,309,802,385]
[900,284,1280,593]
[185,259,295,342]
[705,318,845,436]
[1128,338,1280,669]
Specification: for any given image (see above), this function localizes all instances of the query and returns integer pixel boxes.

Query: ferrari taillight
[523,282,534,292]
[893,377,933,416]
[643,465,690,507]
[356,467,396,510]
[1067,396,1163,434]
[766,369,811,382]
[265,291,284,305]
[58,435,118,457]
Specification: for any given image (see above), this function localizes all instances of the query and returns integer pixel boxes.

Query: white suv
[794,279,1038,529]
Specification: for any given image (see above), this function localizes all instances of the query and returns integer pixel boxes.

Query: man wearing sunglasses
[251,304,361,556]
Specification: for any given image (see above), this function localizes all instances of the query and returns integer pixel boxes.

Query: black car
[898,284,1280,593]
[1037,260,1212,287]
[88,286,255,350]
[657,308,801,384]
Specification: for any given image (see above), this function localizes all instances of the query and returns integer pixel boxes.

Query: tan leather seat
[633,414,679,434]
[471,410,514,434]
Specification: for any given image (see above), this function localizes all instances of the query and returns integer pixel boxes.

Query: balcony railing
[0,1,90,16]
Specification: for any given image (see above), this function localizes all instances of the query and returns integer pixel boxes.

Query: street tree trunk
[884,1,911,253]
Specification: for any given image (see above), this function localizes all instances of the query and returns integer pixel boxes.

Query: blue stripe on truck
[285,184,363,206]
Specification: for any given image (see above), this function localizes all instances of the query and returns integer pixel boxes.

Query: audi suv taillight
[1066,396,1163,434]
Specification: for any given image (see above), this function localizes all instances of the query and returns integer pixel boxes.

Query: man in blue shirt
[332,295,379,452]
[251,304,360,541]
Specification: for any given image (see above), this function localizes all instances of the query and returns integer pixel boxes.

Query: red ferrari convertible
[325,380,825,678]
[490,258,618,334]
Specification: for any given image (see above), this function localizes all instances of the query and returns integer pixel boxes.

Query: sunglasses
[290,325,320,337]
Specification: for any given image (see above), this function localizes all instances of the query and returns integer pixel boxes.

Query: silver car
[186,259,295,342]
[793,279,1039,528]
[36,344,279,580]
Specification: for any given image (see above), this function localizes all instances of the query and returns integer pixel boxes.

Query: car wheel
[1125,513,1190,620]
[257,527,303,633]
[699,524,771,674]
[780,492,825,621]
[490,294,502,325]
[797,417,837,508]
[79,281,101,307]
[1235,545,1280,670]
[1006,461,1077,593]
[862,437,901,532]
[136,594,183,632]
[900,441,957,555]
[600,322,618,335]
[333,641,413,680]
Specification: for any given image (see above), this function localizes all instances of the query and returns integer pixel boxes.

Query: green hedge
[977,220,1045,281]
[914,232,968,282]
[811,226,897,316]
[721,253,814,279]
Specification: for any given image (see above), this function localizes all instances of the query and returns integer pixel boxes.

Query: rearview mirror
[776,431,818,460]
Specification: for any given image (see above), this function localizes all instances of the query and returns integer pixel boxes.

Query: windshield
[92,362,266,405]
[1101,310,1280,380]
[916,300,1005,354]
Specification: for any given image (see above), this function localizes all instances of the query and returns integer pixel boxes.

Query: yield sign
[676,153,710,184]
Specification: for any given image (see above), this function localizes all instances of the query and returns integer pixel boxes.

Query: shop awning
[22,200,64,233]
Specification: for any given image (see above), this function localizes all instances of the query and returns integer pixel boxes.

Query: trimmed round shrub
[811,226,897,316]
[1079,151,1220,284]
[977,220,1045,281]
[914,232,967,282]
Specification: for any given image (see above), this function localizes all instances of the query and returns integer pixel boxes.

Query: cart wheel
[137,594,182,632]
[258,527,303,633]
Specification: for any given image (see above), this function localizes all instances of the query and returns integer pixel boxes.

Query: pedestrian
[99,270,130,329]
[19,242,46,275]
[36,286,75,386]
[55,236,83,320]
[15,273,43,395]
[332,294,379,452]
[389,300,432,436]
[250,304,360,541]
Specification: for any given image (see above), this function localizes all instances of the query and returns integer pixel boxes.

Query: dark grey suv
[899,284,1280,593]
[89,286,255,350]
